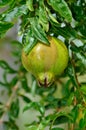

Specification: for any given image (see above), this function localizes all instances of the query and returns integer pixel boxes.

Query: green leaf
[20,95,31,103]
[79,118,85,129]
[22,26,37,54]
[3,5,28,22]
[54,115,70,125]
[11,40,22,58]
[46,7,59,24]
[27,125,38,130]
[76,22,86,37]
[0,102,4,117]
[3,121,19,130]
[46,112,72,124]
[0,109,4,117]
[67,64,79,88]
[30,17,50,45]
[0,0,13,6]
[38,0,49,32]
[26,119,47,130]
[21,76,30,92]
[9,76,18,89]
[23,102,45,115]
[71,1,85,21]
[62,79,72,97]
[27,125,44,130]
[8,99,19,121]
[50,24,79,40]
[67,92,74,106]
[0,21,13,38]
[0,60,16,73]
[26,0,34,11]
[0,81,8,88]
[52,128,64,130]
[80,84,86,95]
[71,106,79,122]
[76,53,86,67]
[47,0,72,22]
[31,80,37,96]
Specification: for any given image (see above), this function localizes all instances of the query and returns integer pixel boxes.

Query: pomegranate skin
[22,36,69,87]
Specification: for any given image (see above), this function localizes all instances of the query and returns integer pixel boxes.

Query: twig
[0,81,20,124]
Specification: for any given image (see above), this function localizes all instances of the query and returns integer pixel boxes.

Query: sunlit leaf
[46,7,59,24]
[22,26,37,54]
[26,0,34,11]
[3,5,28,22]
[27,125,40,130]
[38,0,49,32]
[80,84,86,95]
[29,17,50,45]
[67,92,74,106]
[23,102,45,115]
[76,53,86,67]
[47,0,72,22]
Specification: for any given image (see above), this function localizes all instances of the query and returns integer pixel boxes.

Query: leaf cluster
[0,0,86,130]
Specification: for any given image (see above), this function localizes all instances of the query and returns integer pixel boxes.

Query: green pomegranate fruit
[21,36,69,87]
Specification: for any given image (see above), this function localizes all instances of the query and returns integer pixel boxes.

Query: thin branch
[0,81,20,124]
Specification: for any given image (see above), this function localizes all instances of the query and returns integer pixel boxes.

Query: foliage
[0,0,86,130]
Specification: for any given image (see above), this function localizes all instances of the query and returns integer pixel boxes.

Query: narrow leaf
[0,21,13,38]
[21,76,30,92]
[9,98,19,120]
[23,102,45,115]
[27,125,38,130]
[47,0,72,22]
[51,24,79,40]
[46,7,59,24]
[38,0,49,32]
[0,0,13,6]
[0,81,9,88]
[30,17,50,45]
[22,26,37,54]
[0,60,16,73]
[3,5,28,22]
[26,0,34,11]
[20,95,31,103]
[52,128,64,130]
[80,84,86,95]
[76,53,86,67]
